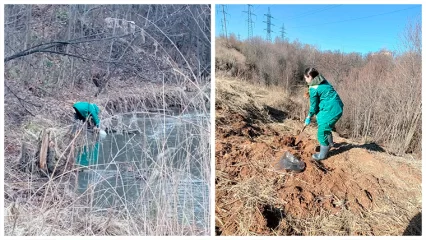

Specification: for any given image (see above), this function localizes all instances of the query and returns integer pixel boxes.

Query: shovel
[295,125,307,145]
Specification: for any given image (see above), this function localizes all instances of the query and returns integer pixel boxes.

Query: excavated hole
[215,226,222,236]
[262,205,285,230]
[282,136,296,147]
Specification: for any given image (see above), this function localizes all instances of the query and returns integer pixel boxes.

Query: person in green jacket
[304,67,344,161]
[73,102,101,129]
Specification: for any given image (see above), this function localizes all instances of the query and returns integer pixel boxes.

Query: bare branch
[4,30,143,62]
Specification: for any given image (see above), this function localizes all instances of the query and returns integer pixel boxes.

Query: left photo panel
[4,4,211,236]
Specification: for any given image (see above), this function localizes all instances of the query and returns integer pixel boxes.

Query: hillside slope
[215,78,421,236]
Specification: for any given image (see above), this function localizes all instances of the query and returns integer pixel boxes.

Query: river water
[75,112,210,228]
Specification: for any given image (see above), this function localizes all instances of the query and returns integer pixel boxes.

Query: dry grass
[215,78,306,124]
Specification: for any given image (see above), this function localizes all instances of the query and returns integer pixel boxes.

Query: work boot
[312,145,330,161]
[327,134,334,147]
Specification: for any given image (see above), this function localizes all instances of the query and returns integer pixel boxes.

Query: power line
[220,5,229,38]
[285,5,342,21]
[264,7,274,42]
[243,4,255,39]
[283,5,337,19]
[288,5,419,29]
[280,23,286,40]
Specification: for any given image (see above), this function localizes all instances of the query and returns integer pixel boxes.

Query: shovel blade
[295,125,306,144]
[295,132,307,145]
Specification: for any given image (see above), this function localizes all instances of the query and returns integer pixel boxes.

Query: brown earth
[215,78,421,236]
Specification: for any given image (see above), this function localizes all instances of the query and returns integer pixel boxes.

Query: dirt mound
[215,80,421,236]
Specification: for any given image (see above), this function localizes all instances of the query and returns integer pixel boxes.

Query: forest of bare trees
[216,18,421,155]
[5,4,210,124]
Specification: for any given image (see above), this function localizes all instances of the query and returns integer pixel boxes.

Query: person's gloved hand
[304,117,311,126]
[93,126,100,133]
[303,90,310,99]
[99,129,107,140]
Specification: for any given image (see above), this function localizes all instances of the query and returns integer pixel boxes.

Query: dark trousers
[73,107,95,128]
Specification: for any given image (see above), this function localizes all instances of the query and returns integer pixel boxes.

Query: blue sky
[215,4,421,54]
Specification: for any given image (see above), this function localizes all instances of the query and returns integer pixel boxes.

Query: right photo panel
[215,4,422,236]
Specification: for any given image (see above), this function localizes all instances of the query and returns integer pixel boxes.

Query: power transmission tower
[220,5,228,38]
[280,23,286,40]
[263,7,274,42]
[243,4,255,39]
[237,33,241,40]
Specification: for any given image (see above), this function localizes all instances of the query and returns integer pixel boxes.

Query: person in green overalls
[304,67,344,161]
[73,101,101,129]
[73,102,102,167]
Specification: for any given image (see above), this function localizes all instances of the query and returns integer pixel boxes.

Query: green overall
[76,142,99,167]
[308,75,344,146]
[73,102,101,167]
